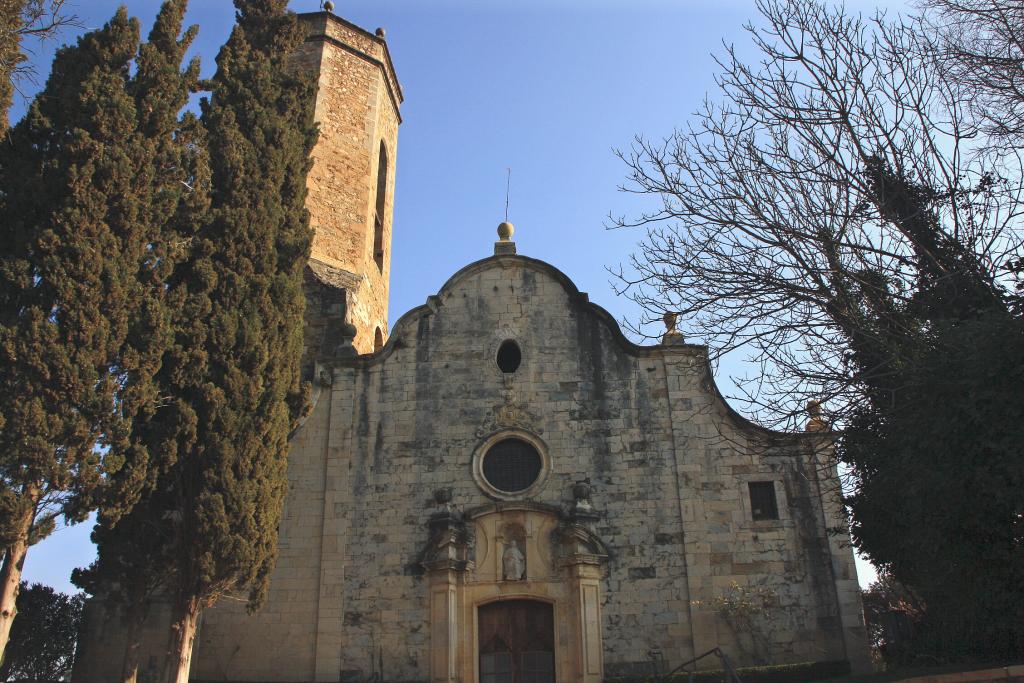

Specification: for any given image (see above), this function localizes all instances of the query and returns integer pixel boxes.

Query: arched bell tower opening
[373,141,388,272]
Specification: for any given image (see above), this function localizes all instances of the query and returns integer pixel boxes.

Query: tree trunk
[0,504,34,665]
[164,597,200,683]
[120,596,151,683]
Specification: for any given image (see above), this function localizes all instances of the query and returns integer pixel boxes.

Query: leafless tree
[923,0,1024,150]
[612,0,1024,430]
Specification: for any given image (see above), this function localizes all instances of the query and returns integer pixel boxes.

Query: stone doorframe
[420,495,608,683]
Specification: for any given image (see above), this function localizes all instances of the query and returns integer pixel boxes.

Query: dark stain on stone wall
[785,455,844,648]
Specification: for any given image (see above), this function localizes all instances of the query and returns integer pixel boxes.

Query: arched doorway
[478,600,555,683]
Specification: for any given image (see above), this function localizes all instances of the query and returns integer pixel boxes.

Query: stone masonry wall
[295,13,400,354]
[190,387,331,681]
[192,254,868,682]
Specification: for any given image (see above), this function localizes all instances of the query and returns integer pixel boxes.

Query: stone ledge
[901,664,1024,682]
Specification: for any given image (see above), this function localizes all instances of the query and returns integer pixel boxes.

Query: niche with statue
[501,523,527,581]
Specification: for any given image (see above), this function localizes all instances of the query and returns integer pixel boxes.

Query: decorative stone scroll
[552,482,609,569]
[475,401,545,438]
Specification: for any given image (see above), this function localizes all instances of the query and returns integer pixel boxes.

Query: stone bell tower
[294,7,402,355]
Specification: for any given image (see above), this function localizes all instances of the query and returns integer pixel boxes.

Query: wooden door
[478,600,555,683]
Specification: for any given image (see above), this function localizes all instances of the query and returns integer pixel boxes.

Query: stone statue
[502,539,525,581]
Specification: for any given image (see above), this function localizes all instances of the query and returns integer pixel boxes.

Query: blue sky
[13,0,900,593]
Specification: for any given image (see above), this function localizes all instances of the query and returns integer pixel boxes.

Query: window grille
[482,439,542,493]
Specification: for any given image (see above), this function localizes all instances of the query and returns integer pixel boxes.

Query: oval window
[496,340,521,373]
[481,438,542,493]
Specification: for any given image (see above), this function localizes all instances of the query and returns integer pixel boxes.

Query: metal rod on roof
[505,167,511,223]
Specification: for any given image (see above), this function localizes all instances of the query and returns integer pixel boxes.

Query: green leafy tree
[830,159,1024,660]
[840,39,1023,662]
[0,582,83,682]
[0,1,200,664]
[843,316,1024,659]
[75,492,182,683]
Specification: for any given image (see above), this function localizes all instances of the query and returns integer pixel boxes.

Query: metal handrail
[658,647,743,683]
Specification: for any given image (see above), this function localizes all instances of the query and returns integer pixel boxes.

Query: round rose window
[481,438,542,493]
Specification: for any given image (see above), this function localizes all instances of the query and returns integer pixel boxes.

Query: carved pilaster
[421,491,474,683]
[553,482,608,683]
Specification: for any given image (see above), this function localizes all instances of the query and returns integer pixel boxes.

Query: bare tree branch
[612,0,1023,428]
[1,0,79,132]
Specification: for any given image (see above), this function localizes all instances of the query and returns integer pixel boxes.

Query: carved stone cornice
[552,520,610,569]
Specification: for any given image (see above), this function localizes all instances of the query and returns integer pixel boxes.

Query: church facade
[74,9,869,683]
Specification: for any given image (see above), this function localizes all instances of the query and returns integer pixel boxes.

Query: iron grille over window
[748,481,779,520]
[482,439,542,493]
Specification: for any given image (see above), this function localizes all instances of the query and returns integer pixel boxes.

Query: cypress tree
[144,2,315,679]
[0,0,24,134]
[70,4,208,682]
[0,2,199,662]
[1,2,79,135]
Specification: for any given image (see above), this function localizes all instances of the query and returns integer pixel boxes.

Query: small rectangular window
[749,481,779,521]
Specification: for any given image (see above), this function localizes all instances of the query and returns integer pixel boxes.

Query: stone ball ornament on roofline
[805,399,830,432]
[661,311,686,345]
[494,221,517,255]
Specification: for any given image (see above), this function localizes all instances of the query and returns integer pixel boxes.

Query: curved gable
[329,253,810,442]
[380,254,693,361]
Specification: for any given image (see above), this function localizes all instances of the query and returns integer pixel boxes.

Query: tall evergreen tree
[0,0,23,133]
[69,4,208,682]
[0,2,199,662]
[1,1,79,135]
[131,2,314,679]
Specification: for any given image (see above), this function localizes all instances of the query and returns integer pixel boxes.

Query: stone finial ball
[375,27,386,38]
[340,321,357,339]
[323,1,335,12]
[572,481,592,502]
[497,222,514,241]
